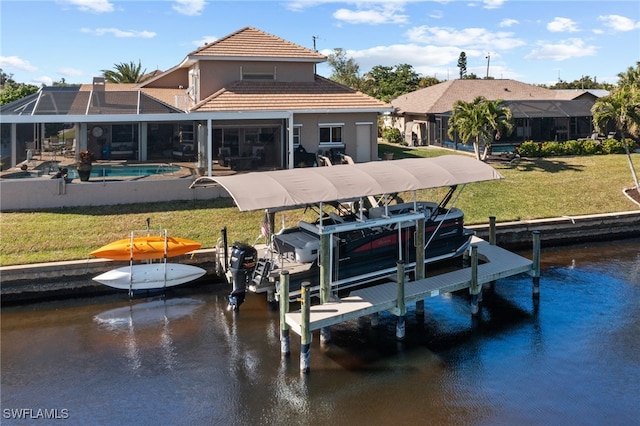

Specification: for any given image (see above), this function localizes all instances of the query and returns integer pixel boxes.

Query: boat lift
[192,155,504,309]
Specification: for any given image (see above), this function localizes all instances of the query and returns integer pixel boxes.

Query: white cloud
[598,14,640,32]
[0,56,38,72]
[499,18,519,28]
[81,28,156,38]
[193,35,219,47]
[547,17,580,33]
[172,0,206,16]
[343,44,462,67]
[525,38,597,61]
[406,25,525,51]
[333,4,409,25]
[483,0,505,9]
[59,0,114,13]
[34,76,54,86]
[58,67,84,78]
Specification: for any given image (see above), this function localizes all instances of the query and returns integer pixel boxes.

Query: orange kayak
[90,236,201,261]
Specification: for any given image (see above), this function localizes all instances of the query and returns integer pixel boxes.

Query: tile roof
[552,89,609,100]
[192,75,391,112]
[188,26,326,61]
[391,79,560,114]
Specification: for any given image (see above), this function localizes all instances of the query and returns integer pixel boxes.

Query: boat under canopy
[191,155,504,212]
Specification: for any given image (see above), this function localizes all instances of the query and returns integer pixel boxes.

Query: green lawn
[1,144,638,266]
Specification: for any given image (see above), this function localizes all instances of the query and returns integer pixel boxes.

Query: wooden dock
[285,236,534,335]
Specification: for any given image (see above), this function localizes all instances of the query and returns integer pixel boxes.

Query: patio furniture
[63,139,75,157]
[172,143,196,161]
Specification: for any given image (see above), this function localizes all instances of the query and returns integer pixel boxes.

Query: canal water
[2,238,639,425]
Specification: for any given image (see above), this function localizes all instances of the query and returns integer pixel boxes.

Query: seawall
[1,211,639,304]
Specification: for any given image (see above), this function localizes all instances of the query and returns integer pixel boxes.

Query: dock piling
[532,231,541,296]
[279,270,290,357]
[396,261,406,340]
[487,216,497,292]
[469,245,480,315]
[415,218,425,316]
[489,216,496,245]
[371,312,380,328]
[320,327,331,346]
[300,281,312,374]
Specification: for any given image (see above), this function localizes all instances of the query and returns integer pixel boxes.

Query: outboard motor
[227,242,257,311]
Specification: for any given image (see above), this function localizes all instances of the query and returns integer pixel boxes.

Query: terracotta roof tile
[188,26,325,61]
[391,79,558,114]
[192,75,391,112]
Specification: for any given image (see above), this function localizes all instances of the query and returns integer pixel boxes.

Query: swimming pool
[1,162,186,180]
[442,140,516,153]
[67,163,183,178]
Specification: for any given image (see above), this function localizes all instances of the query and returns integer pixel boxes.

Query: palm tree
[482,98,513,159]
[101,60,149,84]
[616,61,640,90]
[592,63,640,195]
[447,96,513,161]
[592,86,640,194]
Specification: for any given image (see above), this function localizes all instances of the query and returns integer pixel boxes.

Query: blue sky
[1,0,638,87]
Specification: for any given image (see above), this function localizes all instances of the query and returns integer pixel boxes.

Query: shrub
[541,141,565,156]
[601,138,626,154]
[382,128,403,144]
[563,140,584,156]
[516,140,540,157]
[581,139,603,155]
[625,138,638,151]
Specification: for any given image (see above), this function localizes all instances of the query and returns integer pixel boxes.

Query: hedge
[516,138,638,157]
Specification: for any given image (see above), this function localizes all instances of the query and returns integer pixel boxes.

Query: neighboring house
[1,27,391,171]
[386,79,602,147]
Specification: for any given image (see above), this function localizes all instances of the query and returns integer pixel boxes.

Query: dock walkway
[285,237,533,335]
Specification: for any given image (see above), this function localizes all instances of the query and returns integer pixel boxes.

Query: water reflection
[93,297,205,372]
[1,238,639,425]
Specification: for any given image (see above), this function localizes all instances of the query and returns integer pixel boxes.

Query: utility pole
[485,53,490,78]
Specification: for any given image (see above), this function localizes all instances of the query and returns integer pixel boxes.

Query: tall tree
[457,52,467,79]
[0,69,39,105]
[101,60,149,84]
[591,62,640,194]
[616,61,640,90]
[326,48,362,89]
[362,63,421,102]
[447,96,513,161]
[418,76,441,88]
[547,75,614,90]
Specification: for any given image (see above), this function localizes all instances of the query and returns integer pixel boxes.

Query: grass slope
[1,144,638,266]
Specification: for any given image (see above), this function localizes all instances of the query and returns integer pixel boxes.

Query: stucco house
[386,79,603,147]
[1,27,391,172]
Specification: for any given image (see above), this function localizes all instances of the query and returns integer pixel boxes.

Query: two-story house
[1,27,392,172]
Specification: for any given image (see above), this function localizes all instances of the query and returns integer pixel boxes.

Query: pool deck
[0,150,258,183]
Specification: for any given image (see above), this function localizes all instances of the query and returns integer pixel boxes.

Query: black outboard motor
[228,242,257,311]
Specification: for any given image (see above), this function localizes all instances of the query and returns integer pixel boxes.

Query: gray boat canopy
[191,155,503,212]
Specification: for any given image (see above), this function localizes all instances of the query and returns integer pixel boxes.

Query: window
[319,123,343,145]
[241,65,276,80]
[293,125,301,146]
